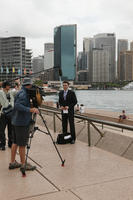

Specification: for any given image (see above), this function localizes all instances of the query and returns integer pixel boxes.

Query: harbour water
[43,90,133,114]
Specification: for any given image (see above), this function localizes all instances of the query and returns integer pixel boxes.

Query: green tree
[33,79,43,87]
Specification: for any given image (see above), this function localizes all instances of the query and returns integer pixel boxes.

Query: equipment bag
[2,105,13,117]
[56,133,72,144]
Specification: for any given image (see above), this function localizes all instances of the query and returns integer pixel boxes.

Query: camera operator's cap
[22,77,33,86]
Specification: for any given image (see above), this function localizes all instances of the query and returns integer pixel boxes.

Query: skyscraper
[118,39,128,54]
[25,49,32,72]
[44,43,54,70]
[0,36,32,81]
[83,38,93,52]
[119,51,133,81]
[94,33,116,81]
[117,39,128,80]
[130,41,133,51]
[93,49,110,82]
[32,55,44,76]
[77,51,88,82]
[77,38,94,83]
[83,37,93,82]
[54,24,77,80]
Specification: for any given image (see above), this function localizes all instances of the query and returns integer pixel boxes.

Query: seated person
[80,104,85,113]
[75,104,80,112]
[119,110,127,122]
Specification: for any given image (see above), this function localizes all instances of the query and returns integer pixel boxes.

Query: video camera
[27,85,45,108]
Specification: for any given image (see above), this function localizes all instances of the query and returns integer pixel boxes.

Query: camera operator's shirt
[0,90,14,116]
[11,86,31,126]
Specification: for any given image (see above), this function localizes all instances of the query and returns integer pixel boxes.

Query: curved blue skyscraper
[54,24,77,81]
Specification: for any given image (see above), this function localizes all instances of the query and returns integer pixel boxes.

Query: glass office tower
[54,24,77,80]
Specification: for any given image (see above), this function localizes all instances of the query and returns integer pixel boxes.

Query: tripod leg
[20,167,26,177]
[39,110,65,166]
[20,138,31,177]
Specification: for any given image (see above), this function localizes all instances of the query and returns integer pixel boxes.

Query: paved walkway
[1,124,133,200]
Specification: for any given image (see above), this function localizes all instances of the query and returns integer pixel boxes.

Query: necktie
[64,91,67,100]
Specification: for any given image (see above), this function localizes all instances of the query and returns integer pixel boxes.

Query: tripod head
[27,85,45,108]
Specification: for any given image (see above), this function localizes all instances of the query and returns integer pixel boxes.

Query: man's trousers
[62,113,76,141]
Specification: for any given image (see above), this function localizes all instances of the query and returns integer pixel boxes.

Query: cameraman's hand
[30,108,39,114]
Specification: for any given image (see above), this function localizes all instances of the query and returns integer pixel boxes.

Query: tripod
[21,109,65,177]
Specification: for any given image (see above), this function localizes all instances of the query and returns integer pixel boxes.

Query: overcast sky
[0,0,133,57]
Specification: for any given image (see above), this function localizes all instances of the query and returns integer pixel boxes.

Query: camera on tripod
[27,85,45,108]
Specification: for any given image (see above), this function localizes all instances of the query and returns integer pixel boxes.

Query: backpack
[56,133,72,144]
[2,104,13,117]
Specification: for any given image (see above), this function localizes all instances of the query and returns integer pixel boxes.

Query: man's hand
[60,106,69,110]
[60,106,65,110]
[64,106,69,110]
[30,107,39,114]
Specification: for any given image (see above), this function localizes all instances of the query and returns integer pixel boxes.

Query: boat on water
[122,82,133,90]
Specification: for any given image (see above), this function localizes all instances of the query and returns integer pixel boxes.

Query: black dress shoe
[8,143,12,148]
[1,146,5,151]
[70,140,75,144]
[8,141,12,148]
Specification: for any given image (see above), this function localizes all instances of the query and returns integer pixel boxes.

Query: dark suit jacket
[59,90,77,114]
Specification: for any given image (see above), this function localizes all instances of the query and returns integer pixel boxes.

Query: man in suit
[59,81,77,144]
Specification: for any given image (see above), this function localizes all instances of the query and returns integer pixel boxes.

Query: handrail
[39,105,133,146]
[40,105,133,131]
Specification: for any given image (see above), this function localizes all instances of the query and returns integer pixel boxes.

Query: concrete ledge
[76,123,101,146]
[96,130,133,156]
[123,141,133,160]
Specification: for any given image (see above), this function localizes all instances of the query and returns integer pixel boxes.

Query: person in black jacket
[59,81,77,144]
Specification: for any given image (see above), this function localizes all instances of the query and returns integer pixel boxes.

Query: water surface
[43,90,133,113]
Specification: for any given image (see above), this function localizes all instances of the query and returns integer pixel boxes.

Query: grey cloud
[0,0,133,56]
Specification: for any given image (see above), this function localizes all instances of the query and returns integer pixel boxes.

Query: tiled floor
[1,124,133,200]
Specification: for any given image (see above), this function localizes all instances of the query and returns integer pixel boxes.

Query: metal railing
[40,105,133,146]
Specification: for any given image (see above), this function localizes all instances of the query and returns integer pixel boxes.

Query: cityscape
[0,24,133,86]
[1,1,133,199]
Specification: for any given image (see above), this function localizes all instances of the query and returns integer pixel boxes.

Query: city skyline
[0,0,133,56]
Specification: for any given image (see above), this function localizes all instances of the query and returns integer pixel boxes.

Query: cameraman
[0,81,14,150]
[9,77,39,171]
